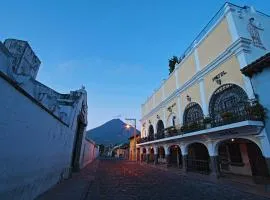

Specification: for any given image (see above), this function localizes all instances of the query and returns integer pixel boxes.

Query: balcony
[137,103,265,145]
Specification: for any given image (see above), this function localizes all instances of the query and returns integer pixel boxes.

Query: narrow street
[38,158,270,200]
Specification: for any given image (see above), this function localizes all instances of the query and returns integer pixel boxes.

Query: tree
[168,56,180,75]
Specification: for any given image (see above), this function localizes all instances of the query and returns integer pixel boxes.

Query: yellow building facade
[129,134,140,161]
[138,3,270,180]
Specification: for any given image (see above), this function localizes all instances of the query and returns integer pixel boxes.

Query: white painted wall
[251,68,270,147]
[0,39,95,200]
[0,77,78,199]
[80,139,99,168]
[230,5,270,65]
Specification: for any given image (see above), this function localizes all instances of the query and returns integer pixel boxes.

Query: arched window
[183,102,203,125]
[209,84,248,122]
[156,120,165,139]
[148,125,154,141]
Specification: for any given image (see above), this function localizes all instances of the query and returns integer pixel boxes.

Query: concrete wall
[251,67,270,143]
[0,76,76,200]
[80,140,99,168]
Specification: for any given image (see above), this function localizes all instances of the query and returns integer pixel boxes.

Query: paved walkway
[37,158,270,200]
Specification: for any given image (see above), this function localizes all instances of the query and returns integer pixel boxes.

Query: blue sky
[1,0,269,129]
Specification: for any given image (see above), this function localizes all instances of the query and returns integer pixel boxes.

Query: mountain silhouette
[86,119,140,146]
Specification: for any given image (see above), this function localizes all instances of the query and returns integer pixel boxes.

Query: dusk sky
[1,0,269,130]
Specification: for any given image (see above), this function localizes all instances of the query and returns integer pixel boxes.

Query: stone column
[146,148,150,163]
[209,156,220,178]
[154,154,158,165]
[164,145,170,167]
[154,146,158,165]
[165,154,170,167]
[182,154,187,172]
[207,141,219,178]
[180,144,188,172]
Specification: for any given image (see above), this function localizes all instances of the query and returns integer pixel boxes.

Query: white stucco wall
[80,140,99,168]
[251,67,270,144]
[0,76,76,200]
[231,6,270,65]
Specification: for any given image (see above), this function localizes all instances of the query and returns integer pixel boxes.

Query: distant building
[0,39,98,199]
[129,134,140,161]
[138,3,270,181]
[113,143,129,159]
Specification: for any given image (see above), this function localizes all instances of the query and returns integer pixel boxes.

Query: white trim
[199,79,208,116]
[177,96,183,125]
[162,108,166,127]
[175,69,179,89]
[194,48,201,72]
[162,84,165,100]
[225,3,239,42]
[141,38,252,121]
[153,92,156,107]
[137,120,263,146]
[236,52,255,99]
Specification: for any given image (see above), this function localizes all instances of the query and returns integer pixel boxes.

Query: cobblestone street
[38,158,270,200]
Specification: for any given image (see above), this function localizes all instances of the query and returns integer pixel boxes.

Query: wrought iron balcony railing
[137,103,265,144]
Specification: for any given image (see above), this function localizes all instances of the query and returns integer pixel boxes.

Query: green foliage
[168,56,180,75]
[221,112,233,120]
[247,102,268,121]
[203,116,212,124]
[181,122,202,133]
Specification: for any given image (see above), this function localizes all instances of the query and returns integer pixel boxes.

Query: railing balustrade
[137,103,265,144]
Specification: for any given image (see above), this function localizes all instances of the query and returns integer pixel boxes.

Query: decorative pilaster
[199,79,208,116]
[225,2,239,42]
[207,141,220,178]
[164,145,170,167]
[180,144,188,172]
[146,148,150,163]
[177,96,183,125]
[194,48,201,72]
[236,52,255,99]
[209,156,220,178]
[154,146,158,165]
[175,67,180,89]
[163,108,167,127]
[182,155,187,172]
[154,154,158,165]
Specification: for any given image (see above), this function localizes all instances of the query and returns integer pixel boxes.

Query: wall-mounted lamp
[216,79,222,85]
[186,95,191,102]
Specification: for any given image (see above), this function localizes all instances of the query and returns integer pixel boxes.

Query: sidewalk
[140,162,270,198]
[36,160,99,200]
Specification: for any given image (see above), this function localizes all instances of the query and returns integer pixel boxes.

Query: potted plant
[246,102,267,121]
[180,124,188,133]
[203,116,212,129]
[221,112,233,122]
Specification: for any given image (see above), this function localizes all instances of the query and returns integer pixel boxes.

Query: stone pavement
[37,158,270,200]
[36,159,99,200]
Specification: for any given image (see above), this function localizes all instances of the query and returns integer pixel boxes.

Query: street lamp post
[125,118,137,161]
